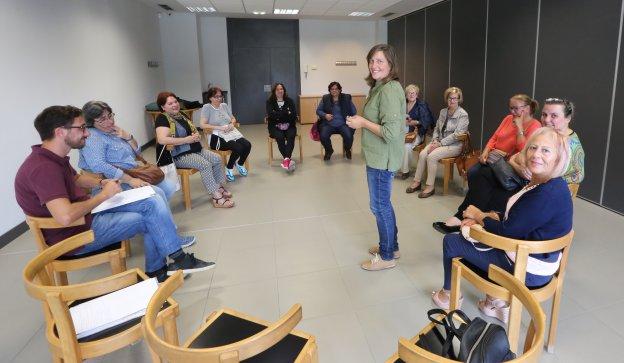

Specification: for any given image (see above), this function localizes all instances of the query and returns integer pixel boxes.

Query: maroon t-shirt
[15,145,92,247]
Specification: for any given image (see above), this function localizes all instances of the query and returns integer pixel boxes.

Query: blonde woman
[399,84,434,178]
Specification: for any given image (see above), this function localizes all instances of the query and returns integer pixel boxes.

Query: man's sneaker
[323,149,333,161]
[180,235,196,249]
[225,168,235,182]
[287,159,296,172]
[147,266,168,283]
[236,163,248,176]
[368,246,400,259]
[478,297,510,323]
[361,253,396,271]
[167,253,215,275]
[345,149,352,160]
[281,158,290,170]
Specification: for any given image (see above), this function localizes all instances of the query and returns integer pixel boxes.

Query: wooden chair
[25,215,130,286]
[23,230,179,363]
[143,271,318,362]
[568,183,579,198]
[161,144,199,211]
[387,265,546,363]
[264,116,303,165]
[414,134,469,195]
[449,226,574,353]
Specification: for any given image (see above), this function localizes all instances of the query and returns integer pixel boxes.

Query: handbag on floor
[156,146,180,192]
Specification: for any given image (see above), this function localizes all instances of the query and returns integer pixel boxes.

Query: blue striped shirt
[78,128,140,179]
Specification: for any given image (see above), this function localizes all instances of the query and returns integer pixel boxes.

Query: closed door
[230,47,271,124]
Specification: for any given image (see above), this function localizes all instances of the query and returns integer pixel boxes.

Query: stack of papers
[69,278,158,339]
[92,185,156,213]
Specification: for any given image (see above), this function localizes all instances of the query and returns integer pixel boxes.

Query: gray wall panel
[404,11,426,93]
[483,0,538,142]
[534,0,621,203]
[425,1,451,112]
[450,0,487,147]
[388,18,406,83]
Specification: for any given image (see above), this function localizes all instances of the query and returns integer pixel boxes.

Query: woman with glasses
[155,91,234,209]
[399,84,434,179]
[200,86,252,182]
[79,101,177,199]
[433,94,540,234]
[406,87,469,198]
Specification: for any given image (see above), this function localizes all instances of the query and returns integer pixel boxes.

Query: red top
[15,145,92,247]
[486,115,541,155]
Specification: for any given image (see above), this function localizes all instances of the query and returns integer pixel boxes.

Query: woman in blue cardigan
[431,127,573,323]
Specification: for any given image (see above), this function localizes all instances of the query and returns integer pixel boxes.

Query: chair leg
[443,161,451,195]
[547,287,564,353]
[55,271,69,286]
[109,250,124,274]
[122,239,131,257]
[450,262,462,310]
[267,138,273,165]
[523,321,536,354]
[298,135,303,163]
[147,345,163,363]
[180,173,191,210]
[507,296,522,354]
[163,313,180,346]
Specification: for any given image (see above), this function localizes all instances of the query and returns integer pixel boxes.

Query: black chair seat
[458,258,551,290]
[189,313,308,362]
[58,241,122,260]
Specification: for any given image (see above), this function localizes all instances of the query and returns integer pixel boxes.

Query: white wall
[158,13,203,104]
[198,17,232,105]
[299,19,378,95]
[0,0,165,235]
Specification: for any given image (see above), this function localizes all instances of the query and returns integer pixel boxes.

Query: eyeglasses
[509,105,527,111]
[64,125,88,131]
[95,113,115,122]
[448,97,459,101]
[212,95,223,99]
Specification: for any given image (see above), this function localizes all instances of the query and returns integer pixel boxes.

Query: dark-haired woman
[155,91,234,208]
[316,81,357,160]
[346,44,405,271]
[266,83,298,171]
[200,86,252,182]
[433,94,541,234]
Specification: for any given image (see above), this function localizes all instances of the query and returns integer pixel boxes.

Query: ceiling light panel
[274,9,300,15]
[209,0,244,12]
[242,0,272,12]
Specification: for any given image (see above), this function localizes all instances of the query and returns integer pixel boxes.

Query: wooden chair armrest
[26,215,86,229]
[469,226,574,254]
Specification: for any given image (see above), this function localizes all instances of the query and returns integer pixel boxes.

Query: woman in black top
[266,83,297,171]
[155,91,234,208]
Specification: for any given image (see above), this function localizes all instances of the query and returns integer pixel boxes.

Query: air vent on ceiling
[158,4,174,11]
[382,12,396,18]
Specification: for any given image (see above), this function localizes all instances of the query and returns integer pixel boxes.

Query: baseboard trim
[1,138,158,249]
[0,221,28,249]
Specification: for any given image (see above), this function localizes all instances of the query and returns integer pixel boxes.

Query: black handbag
[416,309,515,363]
[490,158,524,191]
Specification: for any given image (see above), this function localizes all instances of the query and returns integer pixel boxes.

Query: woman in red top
[433,94,541,234]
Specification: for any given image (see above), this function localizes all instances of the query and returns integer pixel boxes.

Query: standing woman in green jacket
[346,44,406,271]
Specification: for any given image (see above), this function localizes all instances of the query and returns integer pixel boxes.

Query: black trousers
[209,135,252,169]
[454,163,520,219]
[269,126,297,159]
[319,123,354,153]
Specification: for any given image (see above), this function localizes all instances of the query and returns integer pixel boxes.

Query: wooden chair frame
[264,117,304,165]
[23,230,179,363]
[568,183,579,198]
[414,134,469,195]
[25,215,130,286]
[389,265,546,363]
[143,271,318,363]
[449,226,574,353]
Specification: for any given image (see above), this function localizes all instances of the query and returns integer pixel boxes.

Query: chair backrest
[25,215,86,253]
[23,230,143,362]
[143,271,303,363]
[397,265,545,363]
[567,183,579,198]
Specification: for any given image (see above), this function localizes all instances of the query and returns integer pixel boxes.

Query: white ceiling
[139,0,441,20]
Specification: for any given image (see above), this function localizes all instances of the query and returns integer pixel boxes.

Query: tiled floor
[4,124,624,362]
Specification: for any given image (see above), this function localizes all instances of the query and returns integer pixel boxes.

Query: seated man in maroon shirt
[15,105,213,282]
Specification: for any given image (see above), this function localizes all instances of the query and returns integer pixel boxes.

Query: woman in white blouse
[200,86,252,182]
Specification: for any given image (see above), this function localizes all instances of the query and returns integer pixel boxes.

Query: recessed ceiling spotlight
[187,6,216,13]
[252,10,267,15]
[274,9,299,15]
[349,12,374,17]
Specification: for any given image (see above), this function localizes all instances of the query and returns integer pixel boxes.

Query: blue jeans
[366,166,398,261]
[154,178,177,200]
[442,233,551,289]
[74,189,182,273]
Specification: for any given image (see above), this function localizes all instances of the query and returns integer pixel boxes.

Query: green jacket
[361,80,406,171]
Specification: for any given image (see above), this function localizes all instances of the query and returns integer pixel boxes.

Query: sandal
[212,196,234,208]
[218,186,233,198]
[431,289,463,310]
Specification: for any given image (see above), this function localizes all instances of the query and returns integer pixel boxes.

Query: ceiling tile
[210,0,245,12]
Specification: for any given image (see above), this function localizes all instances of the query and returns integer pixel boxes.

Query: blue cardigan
[408,99,434,136]
[483,177,573,263]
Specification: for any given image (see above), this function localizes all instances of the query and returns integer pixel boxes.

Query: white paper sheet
[92,185,155,213]
[70,278,158,339]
